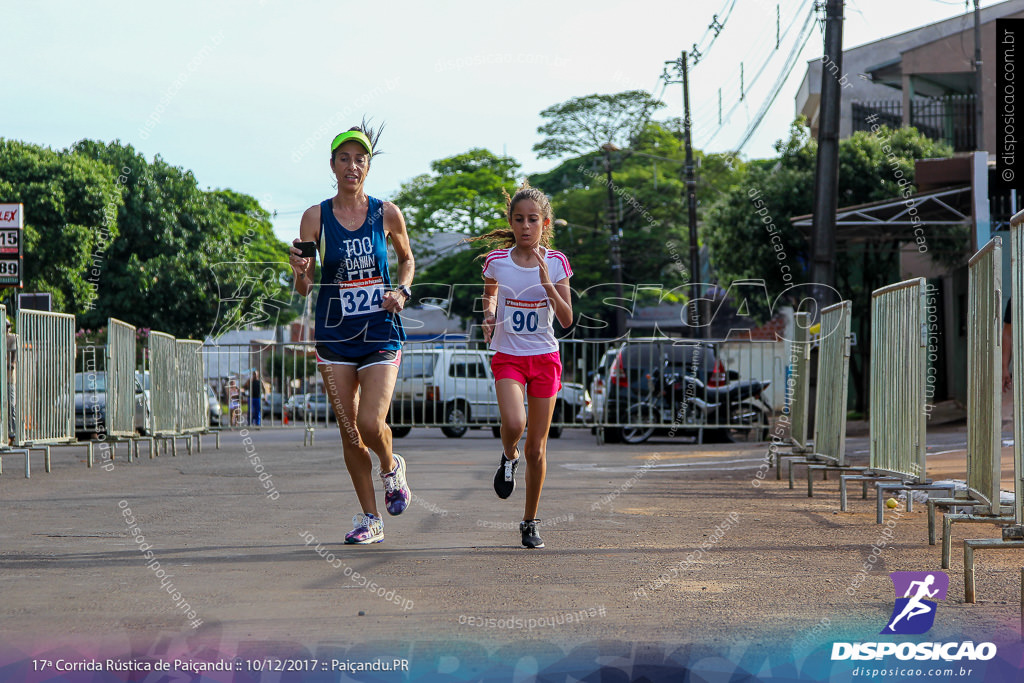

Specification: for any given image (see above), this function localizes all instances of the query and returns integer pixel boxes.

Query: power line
[731,4,819,151]
[689,0,739,68]
[700,0,815,146]
[688,0,810,137]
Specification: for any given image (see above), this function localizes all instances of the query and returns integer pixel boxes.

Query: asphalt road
[1,423,1021,679]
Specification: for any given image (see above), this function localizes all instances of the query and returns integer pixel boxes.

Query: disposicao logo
[881,571,947,635]
[831,571,997,662]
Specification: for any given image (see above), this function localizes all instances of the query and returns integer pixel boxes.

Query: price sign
[0,229,19,254]
[0,258,20,285]
[0,204,23,287]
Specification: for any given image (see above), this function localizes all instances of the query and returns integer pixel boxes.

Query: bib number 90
[510,310,538,333]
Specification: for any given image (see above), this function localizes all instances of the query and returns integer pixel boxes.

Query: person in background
[248,370,263,428]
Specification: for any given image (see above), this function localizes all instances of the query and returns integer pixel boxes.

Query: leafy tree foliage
[703,120,961,410]
[0,139,123,313]
[72,140,292,338]
[533,90,665,159]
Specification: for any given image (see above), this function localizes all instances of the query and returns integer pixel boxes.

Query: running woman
[474,181,573,548]
[289,122,414,544]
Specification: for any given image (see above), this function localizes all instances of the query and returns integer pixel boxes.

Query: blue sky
[4,0,981,242]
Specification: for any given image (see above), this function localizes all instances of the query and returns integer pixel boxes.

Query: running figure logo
[881,571,949,635]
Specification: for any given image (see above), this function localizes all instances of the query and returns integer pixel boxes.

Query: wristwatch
[396,284,412,300]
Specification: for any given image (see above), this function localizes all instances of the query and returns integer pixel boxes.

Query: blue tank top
[314,195,404,355]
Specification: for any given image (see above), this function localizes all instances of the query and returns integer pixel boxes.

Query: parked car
[74,371,150,437]
[301,393,335,421]
[583,348,619,424]
[388,348,587,439]
[283,393,305,420]
[207,385,222,425]
[596,339,720,443]
[594,338,770,443]
[261,392,285,418]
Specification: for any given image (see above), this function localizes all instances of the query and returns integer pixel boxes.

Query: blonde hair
[467,179,555,252]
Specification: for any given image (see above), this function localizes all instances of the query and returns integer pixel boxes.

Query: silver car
[74,371,150,436]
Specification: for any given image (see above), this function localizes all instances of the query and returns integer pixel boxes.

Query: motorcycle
[616,364,773,445]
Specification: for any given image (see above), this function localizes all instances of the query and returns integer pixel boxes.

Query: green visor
[331,130,373,156]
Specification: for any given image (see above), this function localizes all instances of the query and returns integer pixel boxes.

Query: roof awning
[791,185,971,242]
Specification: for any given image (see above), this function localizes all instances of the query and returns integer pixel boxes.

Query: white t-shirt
[482,247,573,356]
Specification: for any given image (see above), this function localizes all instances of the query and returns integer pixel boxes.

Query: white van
[389,348,586,439]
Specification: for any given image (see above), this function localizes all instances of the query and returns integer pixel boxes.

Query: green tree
[73,140,293,338]
[703,121,962,410]
[530,119,739,334]
[533,90,665,158]
[392,148,520,321]
[0,139,123,313]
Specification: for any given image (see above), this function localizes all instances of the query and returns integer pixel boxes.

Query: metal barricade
[15,310,75,446]
[1014,219,1024,527]
[0,304,7,448]
[959,215,1024,602]
[148,331,178,437]
[176,339,207,433]
[785,302,854,493]
[966,238,1003,509]
[788,311,812,453]
[870,278,929,480]
[106,318,137,438]
[813,301,853,466]
[927,239,1014,567]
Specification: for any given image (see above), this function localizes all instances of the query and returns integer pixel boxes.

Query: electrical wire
[699,0,815,146]
[731,4,819,151]
[688,0,810,134]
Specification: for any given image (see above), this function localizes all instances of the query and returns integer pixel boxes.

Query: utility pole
[974,0,984,152]
[809,0,844,311]
[664,50,704,337]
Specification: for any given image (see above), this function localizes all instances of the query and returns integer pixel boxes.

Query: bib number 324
[339,276,385,317]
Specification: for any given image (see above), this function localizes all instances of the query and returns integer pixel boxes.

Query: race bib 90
[503,298,549,334]
[338,276,385,317]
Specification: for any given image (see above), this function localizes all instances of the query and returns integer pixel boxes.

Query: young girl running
[476,181,573,548]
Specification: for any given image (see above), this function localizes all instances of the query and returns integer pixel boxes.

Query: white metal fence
[176,340,207,433]
[106,318,137,438]
[812,301,853,465]
[148,332,178,437]
[869,278,929,482]
[15,310,75,446]
[966,239,1003,510]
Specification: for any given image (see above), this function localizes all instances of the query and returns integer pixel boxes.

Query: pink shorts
[491,351,562,398]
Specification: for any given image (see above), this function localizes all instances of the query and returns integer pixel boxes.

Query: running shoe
[520,519,544,548]
[345,512,384,544]
[493,451,520,499]
[381,453,411,516]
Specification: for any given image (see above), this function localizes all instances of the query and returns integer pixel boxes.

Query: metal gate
[870,278,928,481]
[106,318,137,437]
[148,331,178,436]
[1012,220,1024,526]
[176,340,207,433]
[15,310,75,445]
[811,301,852,464]
[788,311,812,453]
[966,239,1003,509]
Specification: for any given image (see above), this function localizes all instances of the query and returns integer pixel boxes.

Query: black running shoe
[493,452,519,499]
[520,519,544,548]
